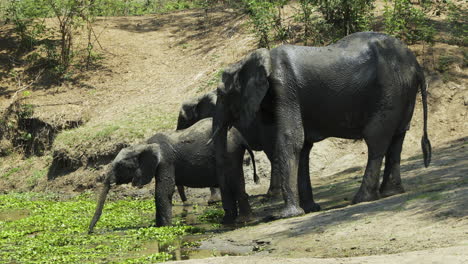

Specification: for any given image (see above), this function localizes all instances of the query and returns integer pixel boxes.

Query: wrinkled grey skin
[177,90,281,199]
[176,91,221,204]
[212,32,432,219]
[88,118,257,233]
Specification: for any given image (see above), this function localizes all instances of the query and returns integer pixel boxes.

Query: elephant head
[176,91,217,130]
[88,144,160,233]
[212,49,271,177]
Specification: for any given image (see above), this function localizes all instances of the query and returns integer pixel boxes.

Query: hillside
[0,5,467,264]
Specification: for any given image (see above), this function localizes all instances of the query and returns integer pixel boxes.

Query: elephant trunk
[244,141,259,184]
[212,99,229,189]
[88,174,112,234]
[176,112,188,131]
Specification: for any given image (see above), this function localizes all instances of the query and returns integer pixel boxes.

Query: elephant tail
[419,73,431,168]
[242,141,259,184]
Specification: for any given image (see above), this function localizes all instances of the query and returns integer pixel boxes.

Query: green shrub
[5,0,50,50]
[243,0,278,48]
[294,0,335,45]
[446,1,467,46]
[310,0,374,38]
[383,0,435,44]
[4,0,102,79]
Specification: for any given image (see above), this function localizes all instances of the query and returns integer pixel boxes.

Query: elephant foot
[222,211,237,225]
[266,187,282,200]
[301,201,321,213]
[235,214,252,224]
[208,195,221,205]
[280,205,305,219]
[379,183,405,198]
[352,188,380,204]
[208,188,222,205]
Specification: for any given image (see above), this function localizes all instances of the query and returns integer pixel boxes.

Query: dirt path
[169,246,468,264]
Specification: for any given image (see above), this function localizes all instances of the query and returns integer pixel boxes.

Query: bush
[295,0,335,45]
[446,1,467,46]
[310,0,374,38]
[243,0,278,48]
[5,0,50,50]
[383,0,435,44]
[5,0,101,78]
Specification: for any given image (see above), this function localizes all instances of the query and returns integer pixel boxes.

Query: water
[0,209,29,221]
[137,203,239,260]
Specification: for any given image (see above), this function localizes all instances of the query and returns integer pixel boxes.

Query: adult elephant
[88,118,257,233]
[177,91,281,200]
[212,32,432,218]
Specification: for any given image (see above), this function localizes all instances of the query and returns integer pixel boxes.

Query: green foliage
[5,0,50,50]
[4,0,101,79]
[89,0,202,16]
[53,108,177,153]
[198,69,223,92]
[310,0,374,37]
[18,103,35,119]
[437,54,457,83]
[0,192,198,263]
[91,0,154,16]
[243,0,278,48]
[198,206,224,224]
[295,0,316,44]
[437,55,457,73]
[446,1,467,46]
[119,252,172,264]
[163,0,200,12]
[383,0,435,44]
[1,167,21,179]
[244,0,375,46]
[294,0,333,45]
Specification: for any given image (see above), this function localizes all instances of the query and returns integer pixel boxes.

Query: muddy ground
[0,5,467,264]
[162,137,467,264]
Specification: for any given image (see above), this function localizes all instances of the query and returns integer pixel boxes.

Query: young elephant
[88,118,257,233]
[175,91,221,204]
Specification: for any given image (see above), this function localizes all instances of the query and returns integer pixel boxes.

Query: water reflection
[138,203,238,260]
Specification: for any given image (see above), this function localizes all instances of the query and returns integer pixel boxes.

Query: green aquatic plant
[0,192,201,263]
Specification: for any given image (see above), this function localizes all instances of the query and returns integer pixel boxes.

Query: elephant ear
[136,144,161,186]
[238,48,271,129]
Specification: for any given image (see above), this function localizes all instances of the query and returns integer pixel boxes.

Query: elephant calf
[88,118,257,233]
[175,91,221,204]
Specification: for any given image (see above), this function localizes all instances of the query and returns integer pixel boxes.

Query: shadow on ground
[266,136,468,239]
[109,8,246,56]
[238,136,468,238]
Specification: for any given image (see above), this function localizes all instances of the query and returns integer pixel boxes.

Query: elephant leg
[267,160,282,199]
[352,156,383,204]
[208,187,221,205]
[177,185,187,203]
[298,142,321,213]
[353,122,393,204]
[233,168,252,223]
[220,186,237,224]
[274,108,305,218]
[218,165,238,224]
[155,165,175,227]
[380,132,406,197]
